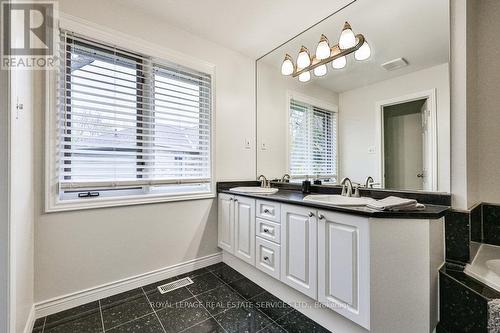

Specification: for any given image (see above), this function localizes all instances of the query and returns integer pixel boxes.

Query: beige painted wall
[256,61,339,179]
[10,68,36,331]
[450,0,468,209]
[338,63,450,191]
[467,0,500,205]
[34,0,256,302]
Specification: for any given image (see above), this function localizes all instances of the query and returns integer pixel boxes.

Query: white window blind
[289,99,337,179]
[57,30,212,199]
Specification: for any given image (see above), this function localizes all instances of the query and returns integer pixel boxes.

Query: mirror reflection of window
[289,99,337,183]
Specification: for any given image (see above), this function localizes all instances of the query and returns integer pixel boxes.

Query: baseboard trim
[23,305,35,333]
[34,252,222,318]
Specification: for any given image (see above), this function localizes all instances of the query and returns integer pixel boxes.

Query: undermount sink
[229,187,279,194]
[303,194,375,206]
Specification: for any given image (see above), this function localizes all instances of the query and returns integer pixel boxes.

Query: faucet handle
[353,185,361,198]
[341,184,347,196]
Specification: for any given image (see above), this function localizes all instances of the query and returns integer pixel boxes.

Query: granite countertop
[440,263,500,300]
[219,189,450,219]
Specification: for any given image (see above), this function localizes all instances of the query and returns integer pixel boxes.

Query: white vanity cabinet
[218,194,255,264]
[318,210,371,330]
[280,204,317,299]
[218,193,444,333]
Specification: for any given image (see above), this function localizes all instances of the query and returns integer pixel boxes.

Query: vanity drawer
[256,218,281,244]
[255,237,281,279]
[256,200,281,223]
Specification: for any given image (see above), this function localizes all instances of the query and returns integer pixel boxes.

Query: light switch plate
[244,138,251,149]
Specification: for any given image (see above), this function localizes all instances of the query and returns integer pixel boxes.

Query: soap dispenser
[302,176,311,194]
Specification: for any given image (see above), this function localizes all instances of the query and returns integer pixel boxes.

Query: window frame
[285,91,339,181]
[45,16,216,212]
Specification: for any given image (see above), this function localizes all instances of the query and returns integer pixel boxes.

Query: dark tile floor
[32,263,331,333]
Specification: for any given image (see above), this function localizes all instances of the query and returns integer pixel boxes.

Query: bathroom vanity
[217,184,449,333]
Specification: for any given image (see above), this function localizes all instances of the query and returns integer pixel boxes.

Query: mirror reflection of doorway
[382,98,429,191]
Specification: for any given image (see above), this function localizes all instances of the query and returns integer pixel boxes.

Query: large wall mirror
[256,0,450,192]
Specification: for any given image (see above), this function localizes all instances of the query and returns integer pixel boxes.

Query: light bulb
[339,22,356,49]
[313,64,327,77]
[298,71,311,82]
[331,56,346,69]
[281,54,294,75]
[354,41,371,61]
[315,34,331,60]
[296,46,311,69]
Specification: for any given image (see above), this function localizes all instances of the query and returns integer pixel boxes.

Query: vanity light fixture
[281,21,371,82]
[281,54,294,75]
[296,46,312,69]
[298,71,311,82]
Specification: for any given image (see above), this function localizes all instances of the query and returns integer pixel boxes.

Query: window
[289,98,337,181]
[52,30,213,209]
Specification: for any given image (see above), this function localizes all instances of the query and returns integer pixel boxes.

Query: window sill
[45,191,216,213]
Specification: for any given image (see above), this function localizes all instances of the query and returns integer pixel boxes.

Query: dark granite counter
[219,188,449,219]
[440,263,500,300]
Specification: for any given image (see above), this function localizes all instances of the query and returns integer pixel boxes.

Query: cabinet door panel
[327,223,357,306]
[234,196,255,265]
[218,194,234,253]
[318,211,370,330]
[280,204,317,299]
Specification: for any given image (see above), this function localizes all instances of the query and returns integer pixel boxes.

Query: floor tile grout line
[102,311,156,332]
[215,274,285,331]
[185,285,229,333]
[142,287,167,333]
[177,317,212,333]
[208,269,279,324]
[210,267,294,332]
[98,300,105,332]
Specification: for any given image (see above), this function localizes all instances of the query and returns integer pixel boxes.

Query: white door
[280,204,317,299]
[420,99,432,191]
[234,196,255,265]
[318,211,370,330]
[218,193,234,253]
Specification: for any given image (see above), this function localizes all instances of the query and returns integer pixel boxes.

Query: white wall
[1,63,10,333]
[467,0,500,205]
[338,63,450,191]
[450,0,469,209]
[34,0,255,302]
[10,68,36,333]
[257,61,339,178]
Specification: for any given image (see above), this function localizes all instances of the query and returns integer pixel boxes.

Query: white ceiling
[116,0,355,58]
[260,0,450,92]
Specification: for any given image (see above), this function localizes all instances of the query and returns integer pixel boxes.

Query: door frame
[375,89,438,191]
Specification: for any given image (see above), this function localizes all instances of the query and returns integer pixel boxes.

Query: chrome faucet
[281,173,291,183]
[340,177,354,197]
[365,176,374,189]
[258,175,268,188]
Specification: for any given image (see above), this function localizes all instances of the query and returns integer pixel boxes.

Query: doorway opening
[376,90,437,191]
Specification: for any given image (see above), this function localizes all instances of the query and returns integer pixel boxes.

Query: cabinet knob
[264,209,270,214]
[318,214,325,220]
[229,198,233,201]
[234,199,238,202]
[308,212,315,217]
[263,228,269,233]
[263,256,269,261]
